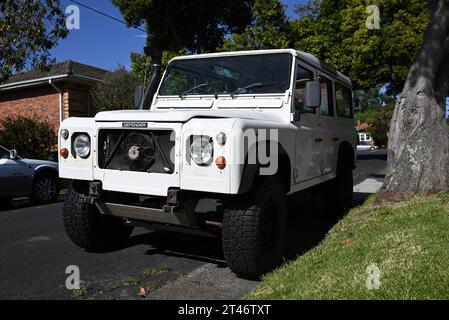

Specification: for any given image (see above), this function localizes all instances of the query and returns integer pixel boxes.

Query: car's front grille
[98,129,175,174]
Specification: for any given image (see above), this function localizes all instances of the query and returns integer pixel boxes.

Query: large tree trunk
[380,0,449,200]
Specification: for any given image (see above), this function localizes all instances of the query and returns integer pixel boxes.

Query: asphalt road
[0,150,387,300]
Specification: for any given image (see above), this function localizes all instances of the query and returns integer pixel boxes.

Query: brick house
[0,60,108,132]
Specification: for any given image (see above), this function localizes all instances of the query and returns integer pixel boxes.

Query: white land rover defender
[59,49,356,279]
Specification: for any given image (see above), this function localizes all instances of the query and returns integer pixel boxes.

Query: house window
[336,83,353,118]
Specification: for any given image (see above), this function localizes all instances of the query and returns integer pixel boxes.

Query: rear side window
[319,77,334,117]
[335,83,353,118]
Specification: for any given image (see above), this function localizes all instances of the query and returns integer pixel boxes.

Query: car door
[0,147,28,197]
[292,61,322,183]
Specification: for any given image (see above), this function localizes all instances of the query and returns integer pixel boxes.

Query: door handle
[333,137,340,142]
[315,138,324,143]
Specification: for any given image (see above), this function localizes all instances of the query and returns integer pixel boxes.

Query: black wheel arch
[32,167,59,185]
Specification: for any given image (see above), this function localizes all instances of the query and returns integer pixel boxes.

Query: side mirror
[9,149,18,160]
[304,80,321,109]
[134,85,144,109]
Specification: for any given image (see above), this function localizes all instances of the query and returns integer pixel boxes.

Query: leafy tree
[292,0,430,94]
[0,115,56,160]
[91,66,140,112]
[130,50,185,85]
[112,0,252,57]
[0,0,68,83]
[381,0,449,199]
[222,0,290,51]
[356,105,395,147]
[353,87,395,112]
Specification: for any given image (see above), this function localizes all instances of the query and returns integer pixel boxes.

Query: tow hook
[163,189,181,214]
[89,181,103,204]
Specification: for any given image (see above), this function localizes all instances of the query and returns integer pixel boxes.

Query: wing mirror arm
[9,149,18,160]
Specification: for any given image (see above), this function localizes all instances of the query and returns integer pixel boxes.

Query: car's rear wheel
[31,172,60,204]
[63,181,134,252]
[222,176,288,279]
[321,151,354,218]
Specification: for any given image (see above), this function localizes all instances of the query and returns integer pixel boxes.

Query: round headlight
[216,132,227,146]
[190,136,213,166]
[74,134,91,158]
[61,129,69,140]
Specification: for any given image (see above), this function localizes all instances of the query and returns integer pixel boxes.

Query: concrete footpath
[354,176,385,194]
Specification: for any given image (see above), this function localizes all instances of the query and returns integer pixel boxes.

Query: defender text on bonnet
[59,49,356,279]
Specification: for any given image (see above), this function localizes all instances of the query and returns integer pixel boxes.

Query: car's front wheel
[222,176,288,279]
[63,181,134,252]
[31,172,60,204]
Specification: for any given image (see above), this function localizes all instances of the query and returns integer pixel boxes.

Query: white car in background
[357,144,379,151]
[0,145,60,207]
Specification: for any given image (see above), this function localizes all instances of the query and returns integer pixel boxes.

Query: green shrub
[0,115,56,160]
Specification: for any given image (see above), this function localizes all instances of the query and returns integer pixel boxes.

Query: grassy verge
[247,193,449,300]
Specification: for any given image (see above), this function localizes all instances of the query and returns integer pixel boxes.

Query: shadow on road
[122,189,374,270]
[0,195,65,212]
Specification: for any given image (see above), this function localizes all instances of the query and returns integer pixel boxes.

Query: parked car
[357,144,379,151]
[59,49,356,279]
[0,145,60,206]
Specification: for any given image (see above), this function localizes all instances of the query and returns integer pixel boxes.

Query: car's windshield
[159,53,293,97]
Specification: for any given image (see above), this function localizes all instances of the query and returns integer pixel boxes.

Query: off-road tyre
[222,176,288,279]
[63,181,134,252]
[321,151,354,218]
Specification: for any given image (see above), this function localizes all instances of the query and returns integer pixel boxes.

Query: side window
[294,64,314,114]
[0,147,9,159]
[319,77,334,117]
[335,83,353,118]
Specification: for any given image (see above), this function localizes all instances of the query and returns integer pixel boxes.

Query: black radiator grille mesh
[98,130,175,174]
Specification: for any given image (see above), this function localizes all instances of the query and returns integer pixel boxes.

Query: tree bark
[380,0,449,200]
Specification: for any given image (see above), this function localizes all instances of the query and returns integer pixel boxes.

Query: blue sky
[52,0,306,70]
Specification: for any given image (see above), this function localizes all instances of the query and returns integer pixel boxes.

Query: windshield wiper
[230,82,279,98]
[179,82,209,98]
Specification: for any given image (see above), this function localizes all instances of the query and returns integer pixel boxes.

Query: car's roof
[169,49,352,87]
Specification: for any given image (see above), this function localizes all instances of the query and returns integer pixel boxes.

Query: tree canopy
[91,66,140,112]
[291,0,430,94]
[223,0,430,94]
[222,0,291,51]
[112,0,253,55]
[0,0,68,83]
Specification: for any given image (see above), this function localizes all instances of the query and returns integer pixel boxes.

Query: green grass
[246,193,449,300]
[142,265,170,278]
